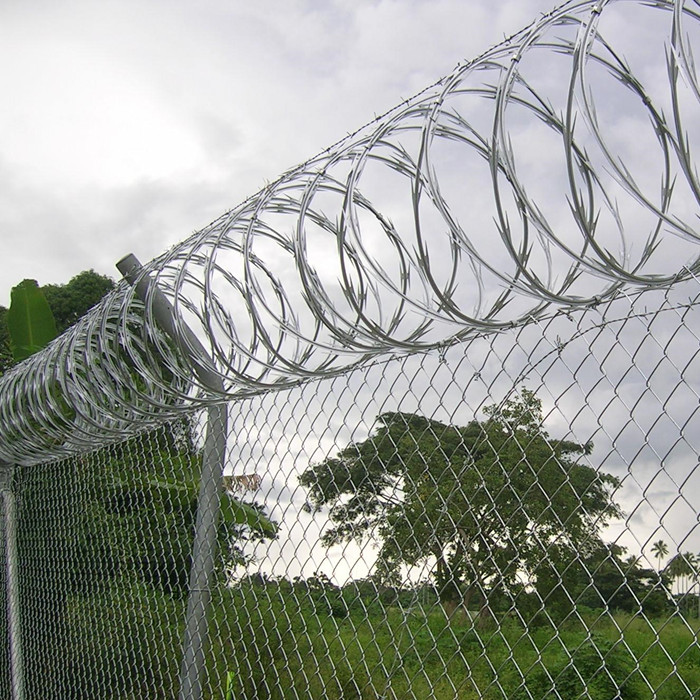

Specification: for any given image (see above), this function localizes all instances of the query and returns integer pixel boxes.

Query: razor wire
[1,2,699,696]
[0,0,698,464]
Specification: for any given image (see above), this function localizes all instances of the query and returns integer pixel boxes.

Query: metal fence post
[0,462,24,700]
[117,254,228,700]
[179,401,228,700]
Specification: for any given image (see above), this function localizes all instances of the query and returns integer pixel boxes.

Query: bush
[293,573,349,618]
[518,634,644,700]
[63,581,183,699]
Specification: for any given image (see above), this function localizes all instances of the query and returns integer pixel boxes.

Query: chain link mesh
[1,280,699,698]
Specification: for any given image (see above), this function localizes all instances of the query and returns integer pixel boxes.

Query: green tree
[0,305,11,374]
[651,539,669,572]
[6,279,58,361]
[0,270,114,374]
[572,545,669,616]
[0,270,276,696]
[42,269,115,332]
[666,552,698,616]
[300,389,622,619]
[666,552,695,589]
[72,422,277,597]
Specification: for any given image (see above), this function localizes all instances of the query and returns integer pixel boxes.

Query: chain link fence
[2,280,700,698]
[1,0,699,696]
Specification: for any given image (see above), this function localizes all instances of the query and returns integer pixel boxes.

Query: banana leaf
[7,279,58,361]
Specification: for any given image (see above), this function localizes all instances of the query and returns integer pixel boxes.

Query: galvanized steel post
[1,462,24,700]
[117,254,228,700]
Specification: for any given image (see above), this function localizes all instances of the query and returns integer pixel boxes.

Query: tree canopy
[0,269,115,374]
[300,389,623,616]
[41,269,115,333]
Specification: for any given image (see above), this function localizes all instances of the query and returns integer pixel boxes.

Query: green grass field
[213,584,700,700]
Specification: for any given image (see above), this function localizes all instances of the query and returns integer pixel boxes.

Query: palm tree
[666,552,699,616]
[667,553,695,592]
[651,539,669,573]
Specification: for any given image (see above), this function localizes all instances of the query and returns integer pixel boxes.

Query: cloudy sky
[0,0,559,304]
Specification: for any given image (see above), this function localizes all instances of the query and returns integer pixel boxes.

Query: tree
[573,545,668,616]
[0,270,114,375]
[651,540,669,572]
[0,305,11,374]
[300,389,622,619]
[666,552,695,587]
[42,269,115,332]
[666,552,698,616]
[6,279,58,361]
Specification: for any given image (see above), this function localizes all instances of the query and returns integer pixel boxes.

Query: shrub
[518,634,644,700]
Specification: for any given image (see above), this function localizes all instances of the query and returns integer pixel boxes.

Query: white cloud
[0,0,558,300]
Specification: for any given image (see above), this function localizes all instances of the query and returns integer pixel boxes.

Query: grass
[207,584,700,699]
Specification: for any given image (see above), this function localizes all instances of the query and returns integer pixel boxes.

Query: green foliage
[15,422,277,698]
[76,422,277,597]
[0,305,11,373]
[533,543,670,622]
[42,269,115,333]
[6,279,58,361]
[300,389,622,614]
[0,268,280,697]
[15,459,85,698]
[224,498,278,537]
[0,272,113,691]
[651,540,669,571]
[215,575,699,699]
[518,634,644,700]
[666,552,697,579]
[81,439,202,596]
[293,572,349,618]
[62,581,183,699]
[0,270,115,372]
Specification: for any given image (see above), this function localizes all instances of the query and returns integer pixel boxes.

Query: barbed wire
[0,0,698,465]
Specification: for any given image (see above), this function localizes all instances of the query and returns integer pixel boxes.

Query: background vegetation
[216,572,700,700]
[0,272,276,698]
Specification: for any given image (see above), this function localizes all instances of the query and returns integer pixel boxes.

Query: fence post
[0,462,24,700]
[117,254,228,700]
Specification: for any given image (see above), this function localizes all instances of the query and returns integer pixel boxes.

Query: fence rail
[1,0,699,697]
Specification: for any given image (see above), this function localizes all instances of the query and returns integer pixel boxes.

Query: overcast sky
[0,0,560,304]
